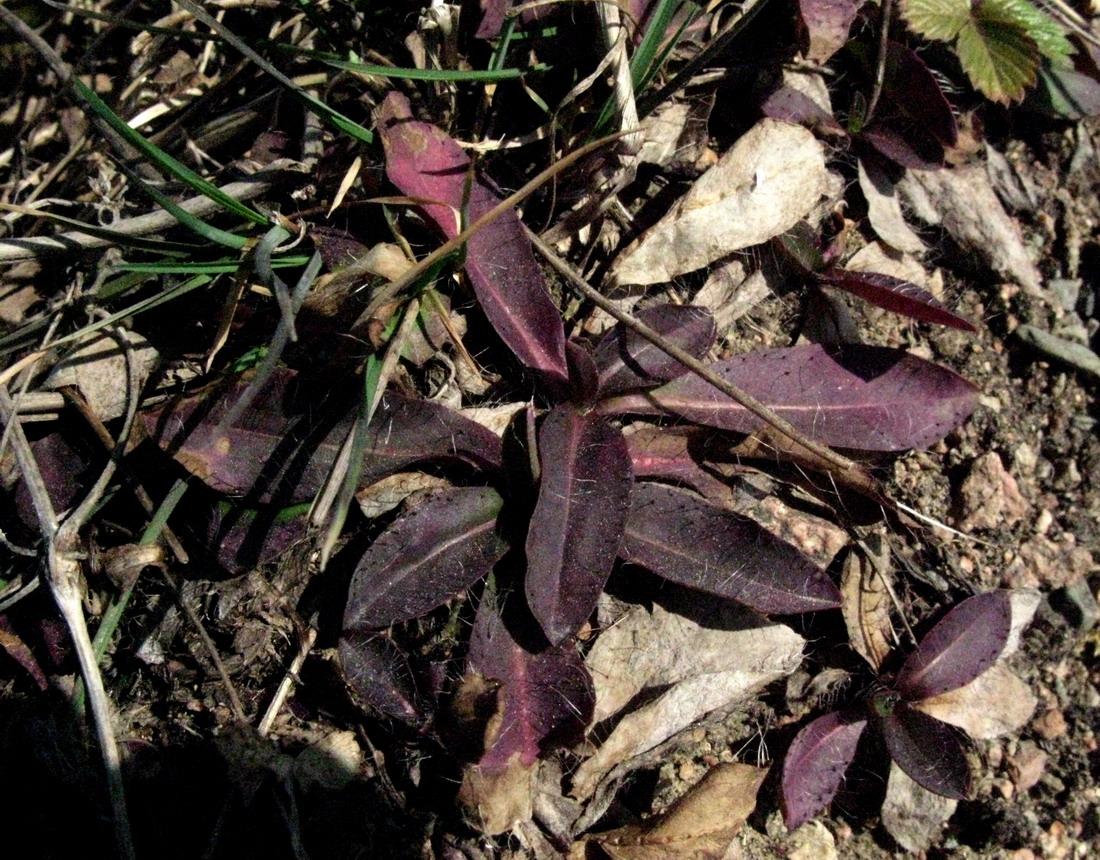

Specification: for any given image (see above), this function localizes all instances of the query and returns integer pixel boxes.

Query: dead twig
[257,623,318,737]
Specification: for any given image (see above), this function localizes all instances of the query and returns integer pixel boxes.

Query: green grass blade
[70,78,270,227]
[117,256,310,275]
[173,0,375,145]
[323,56,543,81]
[117,163,252,249]
[0,275,212,356]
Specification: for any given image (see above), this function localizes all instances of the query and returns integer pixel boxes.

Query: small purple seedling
[782,590,1014,830]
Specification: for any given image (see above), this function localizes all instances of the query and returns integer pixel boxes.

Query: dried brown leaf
[840,539,895,671]
[610,120,832,286]
[592,762,767,860]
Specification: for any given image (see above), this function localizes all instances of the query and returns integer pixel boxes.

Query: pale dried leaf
[610,120,831,286]
[897,164,1042,294]
[587,601,782,724]
[637,102,691,167]
[693,260,778,332]
[293,730,364,791]
[573,613,802,800]
[355,471,452,520]
[840,540,895,671]
[787,820,838,860]
[1004,588,1042,657]
[881,763,958,853]
[459,752,537,836]
[45,329,158,421]
[460,402,527,437]
[781,69,835,116]
[913,662,1037,738]
[858,156,927,254]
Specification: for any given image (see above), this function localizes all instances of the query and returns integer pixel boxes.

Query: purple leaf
[376,92,568,389]
[880,42,958,148]
[782,709,868,830]
[860,42,958,169]
[799,0,862,64]
[600,345,979,451]
[819,269,977,331]
[621,483,841,613]
[145,369,501,504]
[762,86,846,135]
[344,487,508,630]
[359,393,504,483]
[203,503,308,575]
[894,591,1013,701]
[338,631,425,723]
[565,340,600,408]
[625,425,731,501]
[861,125,947,172]
[14,431,91,533]
[467,595,595,770]
[525,405,633,644]
[593,304,716,397]
[882,703,972,799]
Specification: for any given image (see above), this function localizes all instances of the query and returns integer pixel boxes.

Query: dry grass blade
[0,166,295,263]
[0,328,141,860]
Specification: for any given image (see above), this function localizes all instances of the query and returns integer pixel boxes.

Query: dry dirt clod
[955,451,1030,531]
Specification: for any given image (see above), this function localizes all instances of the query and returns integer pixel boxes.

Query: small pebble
[1032,708,1069,740]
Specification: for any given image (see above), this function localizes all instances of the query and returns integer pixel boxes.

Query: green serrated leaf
[983,0,1073,63]
[901,0,971,41]
[956,14,1040,103]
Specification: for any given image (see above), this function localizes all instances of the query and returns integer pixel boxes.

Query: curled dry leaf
[857,155,927,255]
[898,162,1043,294]
[355,471,452,520]
[590,762,768,860]
[586,600,787,725]
[840,539,895,672]
[0,616,48,691]
[610,119,831,286]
